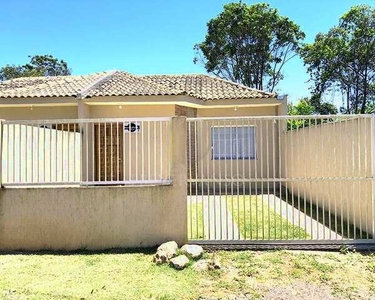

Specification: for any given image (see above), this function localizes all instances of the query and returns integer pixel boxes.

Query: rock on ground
[153,241,178,264]
[181,244,204,259]
[193,259,211,272]
[170,255,189,270]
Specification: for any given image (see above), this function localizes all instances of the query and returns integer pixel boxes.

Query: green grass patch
[188,201,204,240]
[0,250,374,299]
[228,195,309,240]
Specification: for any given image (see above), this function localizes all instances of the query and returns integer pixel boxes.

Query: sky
[1,0,374,104]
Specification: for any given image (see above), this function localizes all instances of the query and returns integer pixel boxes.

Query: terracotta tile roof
[0,70,276,100]
[143,74,275,100]
[0,72,108,99]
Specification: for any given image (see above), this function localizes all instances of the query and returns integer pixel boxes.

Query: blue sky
[1,0,374,103]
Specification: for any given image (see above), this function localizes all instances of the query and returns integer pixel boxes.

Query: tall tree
[194,2,305,92]
[0,55,71,81]
[300,5,375,114]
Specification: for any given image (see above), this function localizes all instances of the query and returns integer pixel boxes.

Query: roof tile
[0,71,276,100]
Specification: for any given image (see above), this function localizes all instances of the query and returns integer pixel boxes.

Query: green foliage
[0,55,71,81]
[287,95,337,129]
[194,2,305,92]
[300,5,375,114]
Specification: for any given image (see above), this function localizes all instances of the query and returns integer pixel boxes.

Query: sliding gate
[187,115,375,246]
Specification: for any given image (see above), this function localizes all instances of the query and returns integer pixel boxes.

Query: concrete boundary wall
[0,117,187,251]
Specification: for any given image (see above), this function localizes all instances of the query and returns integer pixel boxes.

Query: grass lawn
[0,249,374,299]
[228,195,309,240]
[188,195,309,240]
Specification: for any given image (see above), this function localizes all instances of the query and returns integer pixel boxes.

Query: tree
[287,96,338,129]
[194,2,305,92]
[300,5,375,114]
[0,55,71,81]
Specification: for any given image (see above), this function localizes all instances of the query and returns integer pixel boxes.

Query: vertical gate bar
[364,117,369,239]
[123,121,126,182]
[273,119,277,240]
[201,120,205,239]
[260,120,265,240]
[308,118,313,239]
[358,117,362,239]
[206,120,211,241]
[188,121,192,240]
[13,124,15,183]
[25,124,28,183]
[278,119,283,240]
[154,121,156,181]
[352,118,356,239]
[85,122,89,183]
[98,122,101,182]
[211,120,216,241]
[67,123,70,182]
[117,121,119,182]
[346,117,350,239]
[340,118,344,239]
[330,118,335,240]
[19,124,22,183]
[266,120,270,240]
[230,119,235,240]
[104,122,107,182]
[296,121,300,239]
[0,121,3,186]
[56,123,58,182]
[242,120,246,240]
[159,121,162,181]
[73,124,76,182]
[314,118,319,240]
[7,124,10,184]
[371,114,375,239]
[255,119,259,240]
[248,119,253,240]
[141,121,144,181]
[148,121,150,181]
[194,121,199,239]
[289,116,295,240]
[91,122,94,182]
[223,119,228,240]
[235,118,240,240]
[281,118,293,240]
[110,122,113,181]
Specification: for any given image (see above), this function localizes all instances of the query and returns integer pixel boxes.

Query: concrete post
[168,116,188,245]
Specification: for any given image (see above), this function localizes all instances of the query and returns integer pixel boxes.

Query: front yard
[0,249,374,299]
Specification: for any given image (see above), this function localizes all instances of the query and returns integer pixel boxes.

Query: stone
[153,250,169,265]
[153,241,178,264]
[170,255,189,270]
[193,259,211,272]
[181,244,204,259]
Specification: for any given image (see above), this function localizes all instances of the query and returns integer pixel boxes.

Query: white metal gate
[187,115,375,246]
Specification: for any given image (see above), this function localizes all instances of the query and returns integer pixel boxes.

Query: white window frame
[211,125,257,160]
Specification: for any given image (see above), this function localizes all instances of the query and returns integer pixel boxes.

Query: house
[0,70,286,119]
[0,70,287,183]
[0,71,372,250]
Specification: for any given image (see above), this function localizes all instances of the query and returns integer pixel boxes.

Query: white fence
[0,118,171,186]
[187,115,375,243]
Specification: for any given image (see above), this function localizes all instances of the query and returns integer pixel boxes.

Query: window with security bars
[211,126,256,159]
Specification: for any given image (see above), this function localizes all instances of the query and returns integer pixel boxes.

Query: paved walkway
[189,194,341,241]
[263,195,341,240]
